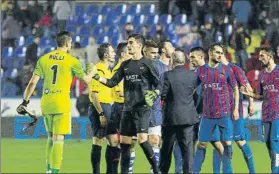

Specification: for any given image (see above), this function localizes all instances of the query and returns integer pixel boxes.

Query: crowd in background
[1,0,279,115]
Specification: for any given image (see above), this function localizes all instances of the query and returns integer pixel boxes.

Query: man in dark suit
[159,50,199,174]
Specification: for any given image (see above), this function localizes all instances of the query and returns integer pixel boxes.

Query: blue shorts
[199,116,233,142]
[262,120,279,142]
[233,116,246,141]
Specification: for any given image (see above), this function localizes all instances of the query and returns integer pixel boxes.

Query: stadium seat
[75,4,85,15]
[81,37,89,47]
[100,4,112,15]
[114,4,128,15]
[66,25,77,34]
[91,25,105,37]
[15,36,25,47]
[42,47,55,55]
[106,26,120,37]
[119,15,133,26]
[39,36,53,47]
[15,57,25,69]
[142,4,156,15]
[72,35,82,43]
[96,35,109,45]
[2,47,14,58]
[89,14,103,25]
[132,14,145,27]
[159,14,172,25]
[104,12,118,26]
[164,23,176,35]
[145,15,159,25]
[174,14,187,25]
[14,47,27,58]
[76,14,86,26]
[148,25,157,36]
[87,4,99,15]
[78,26,90,36]
[24,36,34,46]
[66,16,76,27]
[111,35,121,48]
[127,4,142,15]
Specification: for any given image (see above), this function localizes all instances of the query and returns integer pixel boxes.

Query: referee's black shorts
[120,105,151,137]
[107,102,123,135]
[88,103,112,138]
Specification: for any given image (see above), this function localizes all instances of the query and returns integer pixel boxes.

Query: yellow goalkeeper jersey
[111,61,124,103]
[33,49,85,114]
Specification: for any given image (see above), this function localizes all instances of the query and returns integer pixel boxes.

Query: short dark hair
[116,42,128,57]
[56,31,72,47]
[208,43,224,52]
[190,46,205,54]
[128,34,145,46]
[158,40,171,55]
[97,43,111,60]
[260,46,275,58]
[144,39,158,49]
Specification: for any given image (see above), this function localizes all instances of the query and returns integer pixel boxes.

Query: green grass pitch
[2,138,271,173]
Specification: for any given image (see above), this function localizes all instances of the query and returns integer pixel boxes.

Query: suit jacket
[161,65,199,126]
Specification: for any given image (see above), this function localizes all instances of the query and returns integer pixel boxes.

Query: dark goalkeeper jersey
[105,57,161,111]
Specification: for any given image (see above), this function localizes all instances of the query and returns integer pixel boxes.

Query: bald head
[172,50,185,65]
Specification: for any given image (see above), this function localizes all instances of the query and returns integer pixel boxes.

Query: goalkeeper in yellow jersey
[16,31,97,173]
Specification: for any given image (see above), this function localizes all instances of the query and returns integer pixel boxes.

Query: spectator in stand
[36,8,52,37]
[25,35,40,66]
[229,23,251,71]
[152,24,167,43]
[121,23,135,41]
[141,25,151,40]
[275,45,279,64]
[263,18,279,50]
[200,15,215,51]
[2,1,14,20]
[69,42,87,69]
[86,36,99,64]
[26,0,43,29]
[1,11,20,48]
[53,1,74,31]
[268,1,279,27]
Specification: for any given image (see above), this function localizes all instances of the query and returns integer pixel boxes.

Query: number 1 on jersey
[51,65,58,84]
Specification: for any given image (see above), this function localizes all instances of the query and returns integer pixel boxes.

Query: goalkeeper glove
[144,90,159,107]
[16,99,29,115]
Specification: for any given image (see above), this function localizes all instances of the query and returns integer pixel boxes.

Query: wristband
[98,112,104,116]
[93,74,100,80]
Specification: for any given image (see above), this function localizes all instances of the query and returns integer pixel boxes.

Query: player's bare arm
[240,86,263,100]
[83,63,97,84]
[90,91,107,127]
[23,74,41,101]
[248,96,255,116]
[233,86,240,120]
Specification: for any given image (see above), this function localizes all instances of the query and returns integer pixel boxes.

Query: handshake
[86,63,100,80]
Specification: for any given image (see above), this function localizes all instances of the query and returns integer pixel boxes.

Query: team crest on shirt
[44,88,50,94]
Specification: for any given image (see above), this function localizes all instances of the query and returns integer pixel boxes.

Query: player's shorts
[43,112,71,135]
[107,102,123,135]
[262,120,279,142]
[193,121,200,142]
[148,125,162,136]
[88,103,112,138]
[233,116,246,141]
[120,105,151,137]
[199,116,233,142]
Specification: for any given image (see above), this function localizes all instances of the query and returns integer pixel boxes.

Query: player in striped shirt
[211,46,256,173]
[241,46,279,173]
[193,43,239,173]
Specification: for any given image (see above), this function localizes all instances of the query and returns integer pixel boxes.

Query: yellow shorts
[43,112,71,135]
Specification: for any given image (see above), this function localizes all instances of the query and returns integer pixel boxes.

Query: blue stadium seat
[15,36,25,47]
[114,4,128,15]
[145,15,159,26]
[14,47,27,58]
[100,4,112,15]
[2,47,14,58]
[76,14,86,26]
[15,57,25,69]
[42,47,55,55]
[78,26,90,36]
[132,14,145,27]
[127,4,142,15]
[104,12,118,26]
[66,16,76,27]
[111,35,120,48]
[142,4,156,15]
[81,37,89,47]
[159,14,172,25]
[174,14,187,25]
[89,14,103,25]
[119,15,133,26]
[148,25,157,36]
[39,36,53,47]
[75,4,85,15]
[66,25,77,34]
[96,35,109,45]
[72,35,82,43]
[106,26,120,37]
[224,24,233,38]
[24,36,34,46]
[164,23,176,35]
[87,5,99,15]
[91,25,105,37]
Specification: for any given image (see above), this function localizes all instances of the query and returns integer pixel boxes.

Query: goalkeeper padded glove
[144,90,159,107]
[16,99,30,115]
[86,63,93,74]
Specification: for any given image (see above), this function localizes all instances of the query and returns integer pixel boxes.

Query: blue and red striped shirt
[196,63,237,118]
[227,63,249,116]
[257,65,279,122]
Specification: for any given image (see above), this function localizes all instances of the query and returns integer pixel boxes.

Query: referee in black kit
[91,34,161,174]
[159,50,199,174]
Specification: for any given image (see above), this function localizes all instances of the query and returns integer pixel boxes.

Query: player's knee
[52,134,64,141]
[120,136,132,144]
[148,135,160,147]
[222,141,232,146]
[93,137,104,146]
[130,139,137,150]
[107,134,119,147]
[198,142,208,148]
[235,140,246,147]
[137,133,148,143]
